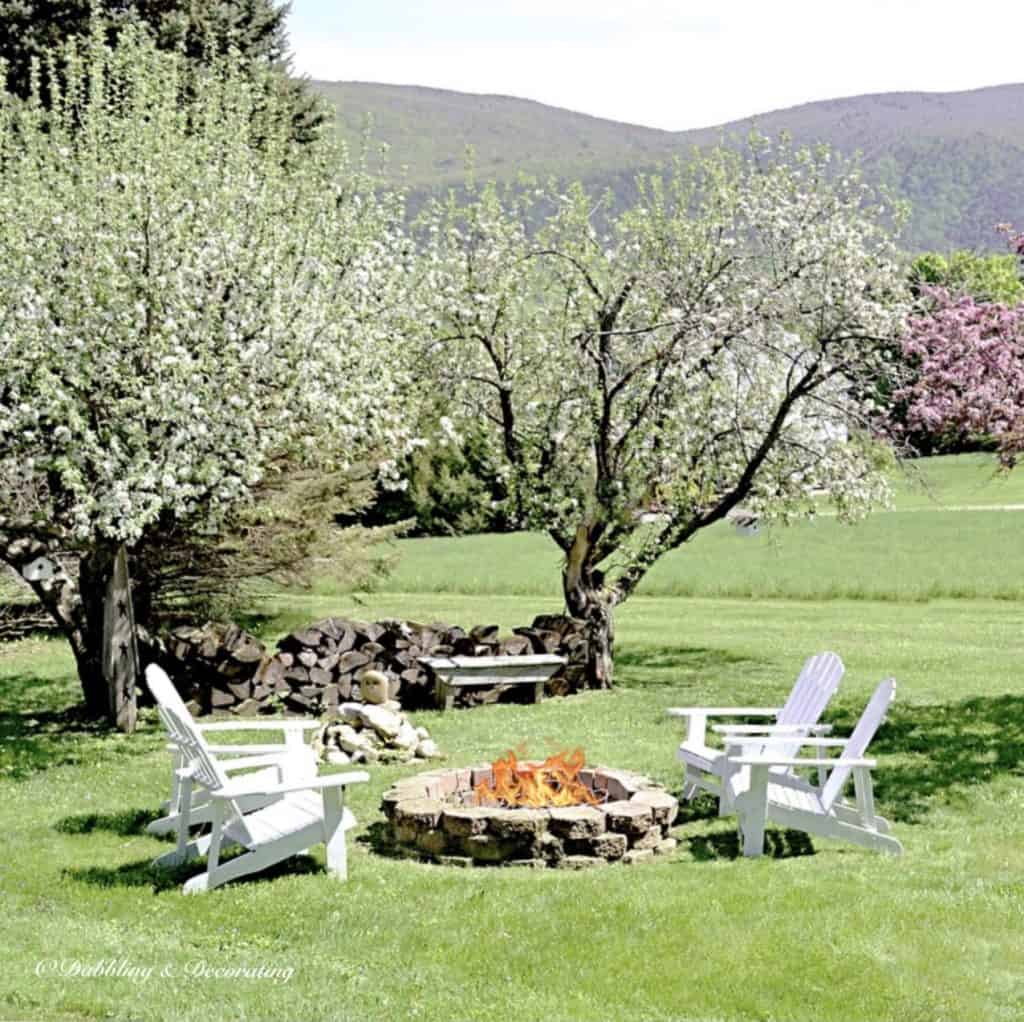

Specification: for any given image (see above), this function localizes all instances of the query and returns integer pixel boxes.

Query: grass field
[317,453,1024,604]
[2,453,1023,1022]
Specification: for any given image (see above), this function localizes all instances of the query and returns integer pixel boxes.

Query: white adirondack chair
[725,677,902,858]
[145,666,319,844]
[667,651,844,813]
[145,665,368,894]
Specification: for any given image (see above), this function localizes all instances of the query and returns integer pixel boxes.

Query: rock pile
[311,670,442,765]
[161,613,588,715]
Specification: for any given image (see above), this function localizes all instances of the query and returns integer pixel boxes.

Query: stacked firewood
[160,614,588,715]
[0,603,56,643]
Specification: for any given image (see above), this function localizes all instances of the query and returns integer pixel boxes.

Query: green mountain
[313,80,1024,252]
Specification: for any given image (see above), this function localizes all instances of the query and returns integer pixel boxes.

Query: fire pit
[380,749,679,868]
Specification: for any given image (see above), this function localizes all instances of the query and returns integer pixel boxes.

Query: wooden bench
[418,654,566,711]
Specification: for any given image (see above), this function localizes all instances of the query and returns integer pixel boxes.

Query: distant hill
[312,80,1024,252]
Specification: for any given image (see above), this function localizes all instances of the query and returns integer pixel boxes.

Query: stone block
[655,837,678,856]
[629,789,679,826]
[393,797,443,830]
[571,832,627,861]
[464,834,529,863]
[594,768,644,802]
[604,800,654,837]
[557,855,609,870]
[441,807,491,837]
[540,831,565,864]
[548,806,606,840]
[623,848,655,865]
[630,827,663,851]
[487,809,548,841]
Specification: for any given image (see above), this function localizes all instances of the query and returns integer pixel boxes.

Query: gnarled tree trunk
[562,526,616,689]
[0,524,133,722]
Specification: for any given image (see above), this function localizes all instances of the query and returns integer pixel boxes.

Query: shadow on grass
[356,821,409,861]
[668,792,720,826]
[616,644,764,683]
[56,807,161,836]
[685,827,816,861]
[65,851,322,892]
[848,694,1024,823]
[0,705,144,780]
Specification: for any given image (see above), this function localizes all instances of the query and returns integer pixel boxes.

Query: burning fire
[474,747,600,808]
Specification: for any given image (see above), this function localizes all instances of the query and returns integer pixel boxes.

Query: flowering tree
[900,227,1024,467]
[414,141,911,687]
[0,29,413,717]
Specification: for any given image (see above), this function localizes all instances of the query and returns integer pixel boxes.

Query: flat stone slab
[547,806,606,840]
[442,807,492,837]
[392,798,443,829]
[487,808,548,840]
[603,800,654,836]
[630,789,679,826]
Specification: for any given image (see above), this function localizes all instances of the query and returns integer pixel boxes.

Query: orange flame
[474,748,600,808]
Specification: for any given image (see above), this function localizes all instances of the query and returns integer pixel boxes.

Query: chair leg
[323,788,349,882]
[153,832,212,868]
[183,801,228,894]
[738,765,769,858]
[681,765,703,801]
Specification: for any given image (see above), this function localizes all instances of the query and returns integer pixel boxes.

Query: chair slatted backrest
[765,652,844,761]
[820,678,896,811]
[145,665,229,794]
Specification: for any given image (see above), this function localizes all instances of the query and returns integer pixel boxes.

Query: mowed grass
[354,453,1024,602]
[2,452,1024,1022]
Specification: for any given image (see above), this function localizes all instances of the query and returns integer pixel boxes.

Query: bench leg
[533,681,544,704]
[435,678,455,711]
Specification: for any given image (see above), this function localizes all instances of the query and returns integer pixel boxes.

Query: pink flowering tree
[900,227,1024,467]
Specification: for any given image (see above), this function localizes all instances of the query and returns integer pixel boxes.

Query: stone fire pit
[380,764,679,868]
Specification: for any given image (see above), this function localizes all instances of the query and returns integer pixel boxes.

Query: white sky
[288,1,1024,131]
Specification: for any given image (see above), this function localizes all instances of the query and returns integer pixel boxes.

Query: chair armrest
[713,723,832,735]
[713,724,809,735]
[205,744,294,755]
[215,770,370,799]
[731,756,876,768]
[198,719,321,733]
[219,753,297,773]
[667,707,781,718]
[731,736,850,748]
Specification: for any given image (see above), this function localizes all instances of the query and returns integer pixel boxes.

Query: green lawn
[2,454,1024,1022]
[352,453,1024,603]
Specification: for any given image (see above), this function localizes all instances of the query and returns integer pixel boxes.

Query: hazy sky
[288,1,1024,131]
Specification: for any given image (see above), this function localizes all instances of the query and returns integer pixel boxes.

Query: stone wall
[160,613,588,715]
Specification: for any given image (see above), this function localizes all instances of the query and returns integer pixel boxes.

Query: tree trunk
[0,525,133,721]
[76,544,120,718]
[562,566,616,689]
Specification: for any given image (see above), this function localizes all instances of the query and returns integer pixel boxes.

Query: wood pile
[160,614,588,716]
[0,603,57,643]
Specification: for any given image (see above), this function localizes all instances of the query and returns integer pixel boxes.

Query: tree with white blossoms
[0,27,415,719]
[414,141,911,687]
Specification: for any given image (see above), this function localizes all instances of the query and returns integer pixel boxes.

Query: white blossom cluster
[0,31,415,545]
[412,141,910,597]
